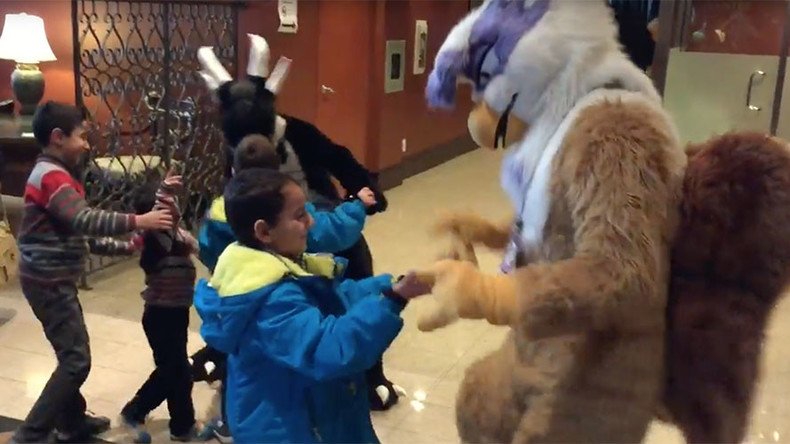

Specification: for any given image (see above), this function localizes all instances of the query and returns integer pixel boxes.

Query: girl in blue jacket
[194,168,428,443]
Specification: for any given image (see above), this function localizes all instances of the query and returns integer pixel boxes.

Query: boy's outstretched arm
[306,201,366,253]
[37,169,172,235]
[256,282,404,382]
[257,275,427,382]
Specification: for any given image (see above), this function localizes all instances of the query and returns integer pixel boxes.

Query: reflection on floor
[0,148,788,443]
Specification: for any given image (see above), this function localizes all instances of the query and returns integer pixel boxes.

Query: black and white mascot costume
[191,34,399,421]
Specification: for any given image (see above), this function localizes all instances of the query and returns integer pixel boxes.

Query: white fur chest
[501,89,667,259]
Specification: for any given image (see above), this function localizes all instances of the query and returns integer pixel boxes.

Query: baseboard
[377,134,476,190]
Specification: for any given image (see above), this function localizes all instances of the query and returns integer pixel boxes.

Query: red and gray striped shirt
[17,154,137,283]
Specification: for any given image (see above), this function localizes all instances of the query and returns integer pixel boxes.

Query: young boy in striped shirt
[120,171,206,443]
[12,102,174,444]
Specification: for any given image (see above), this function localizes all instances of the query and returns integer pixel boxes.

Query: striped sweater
[139,177,197,307]
[18,155,138,283]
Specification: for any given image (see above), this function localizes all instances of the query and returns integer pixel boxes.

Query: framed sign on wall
[413,20,428,75]
[385,40,406,93]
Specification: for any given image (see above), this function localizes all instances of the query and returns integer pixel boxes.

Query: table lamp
[0,13,57,118]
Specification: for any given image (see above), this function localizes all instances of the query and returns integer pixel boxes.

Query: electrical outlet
[401,138,407,153]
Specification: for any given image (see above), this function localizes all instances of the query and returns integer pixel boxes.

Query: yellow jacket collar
[209,197,227,223]
[210,243,339,297]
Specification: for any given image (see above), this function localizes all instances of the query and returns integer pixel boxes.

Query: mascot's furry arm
[283,116,388,213]
[417,103,675,335]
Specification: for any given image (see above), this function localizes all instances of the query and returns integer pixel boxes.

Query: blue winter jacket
[197,196,367,273]
[193,243,403,444]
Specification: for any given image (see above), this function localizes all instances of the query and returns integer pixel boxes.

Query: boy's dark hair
[224,168,297,248]
[32,101,88,146]
[233,134,280,172]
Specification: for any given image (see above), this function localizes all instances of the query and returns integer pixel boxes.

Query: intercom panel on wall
[384,40,406,93]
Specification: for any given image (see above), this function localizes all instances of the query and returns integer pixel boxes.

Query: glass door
[660,0,789,144]
[775,2,790,139]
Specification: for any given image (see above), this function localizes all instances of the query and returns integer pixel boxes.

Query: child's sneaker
[212,421,233,444]
[199,417,232,443]
[54,413,111,443]
[170,423,211,442]
[119,411,151,444]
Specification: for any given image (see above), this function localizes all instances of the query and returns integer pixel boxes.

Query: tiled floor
[0,148,788,443]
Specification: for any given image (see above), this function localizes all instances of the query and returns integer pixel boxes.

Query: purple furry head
[426,0,550,108]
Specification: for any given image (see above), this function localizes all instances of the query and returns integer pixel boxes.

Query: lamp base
[11,64,44,116]
[16,114,34,133]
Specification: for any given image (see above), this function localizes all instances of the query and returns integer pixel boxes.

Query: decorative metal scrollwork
[72,0,240,281]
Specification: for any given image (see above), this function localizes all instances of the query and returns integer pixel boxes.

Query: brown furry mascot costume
[417,0,790,442]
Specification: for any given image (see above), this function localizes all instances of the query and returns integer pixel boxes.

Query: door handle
[321,84,335,95]
[746,70,766,111]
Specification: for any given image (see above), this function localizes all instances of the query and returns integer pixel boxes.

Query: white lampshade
[0,13,56,64]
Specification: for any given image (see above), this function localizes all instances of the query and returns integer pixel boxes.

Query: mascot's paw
[432,211,497,245]
[438,233,479,266]
[418,302,461,332]
[189,356,218,384]
[414,259,480,332]
[368,382,400,411]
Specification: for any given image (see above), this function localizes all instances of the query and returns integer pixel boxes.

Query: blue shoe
[118,412,151,444]
[212,421,233,444]
[170,423,212,442]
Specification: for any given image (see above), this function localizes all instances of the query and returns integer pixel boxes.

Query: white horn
[197,46,232,90]
[265,56,292,94]
[198,70,220,91]
[246,34,271,78]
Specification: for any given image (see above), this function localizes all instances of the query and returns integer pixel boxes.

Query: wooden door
[315,0,376,165]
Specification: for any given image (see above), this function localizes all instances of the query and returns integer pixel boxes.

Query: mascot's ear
[426,50,463,109]
[247,56,292,98]
[246,34,271,78]
[197,46,233,94]
[264,56,292,94]
[425,7,480,109]
[244,33,292,95]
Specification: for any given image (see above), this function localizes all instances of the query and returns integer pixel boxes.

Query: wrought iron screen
[72,0,241,282]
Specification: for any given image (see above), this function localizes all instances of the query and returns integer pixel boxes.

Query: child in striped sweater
[12,102,173,444]
[120,171,206,443]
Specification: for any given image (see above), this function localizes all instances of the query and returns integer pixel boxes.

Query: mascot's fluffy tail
[664,132,790,443]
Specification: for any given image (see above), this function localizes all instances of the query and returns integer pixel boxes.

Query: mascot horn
[197,34,401,413]
[416,0,790,443]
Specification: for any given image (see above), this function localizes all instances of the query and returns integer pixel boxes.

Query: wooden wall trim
[365,0,386,169]
[377,134,476,190]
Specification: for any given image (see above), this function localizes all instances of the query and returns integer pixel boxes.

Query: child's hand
[392,272,433,300]
[163,171,183,189]
[130,233,144,251]
[357,187,377,208]
[136,209,174,230]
